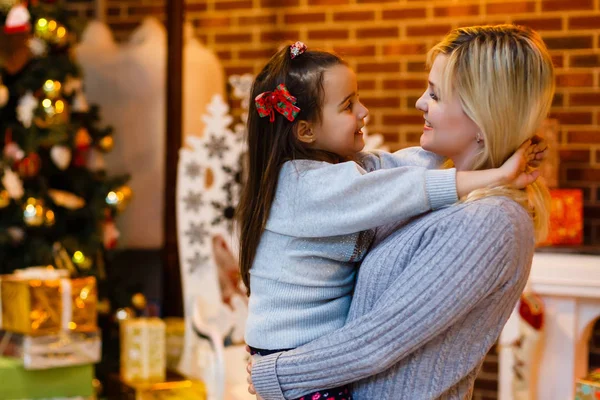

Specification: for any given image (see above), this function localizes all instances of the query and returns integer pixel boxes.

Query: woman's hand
[499,139,542,189]
[528,135,549,168]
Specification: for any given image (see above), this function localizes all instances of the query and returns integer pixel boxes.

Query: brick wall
[65,0,600,398]
[68,0,600,246]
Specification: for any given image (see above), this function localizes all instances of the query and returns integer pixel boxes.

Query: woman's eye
[429,91,439,101]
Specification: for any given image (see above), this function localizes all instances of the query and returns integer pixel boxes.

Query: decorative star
[184,161,202,179]
[204,135,229,159]
[187,251,210,274]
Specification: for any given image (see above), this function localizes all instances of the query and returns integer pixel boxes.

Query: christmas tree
[0,0,130,279]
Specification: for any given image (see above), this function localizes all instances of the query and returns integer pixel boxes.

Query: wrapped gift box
[0,356,94,399]
[539,189,583,246]
[575,369,600,400]
[164,317,184,371]
[108,372,207,400]
[120,318,166,383]
[0,329,101,370]
[0,267,97,335]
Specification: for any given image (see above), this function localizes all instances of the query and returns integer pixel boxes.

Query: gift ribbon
[0,267,73,331]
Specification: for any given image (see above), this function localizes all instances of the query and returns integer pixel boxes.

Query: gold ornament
[114,307,135,323]
[23,197,54,227]
[97,298,111,315]
[105,185,132,212]
[131,293,147,310]
[0,190,10,208]
[98,135,114,152]
[48,189,85,210]
[75,127,92,149]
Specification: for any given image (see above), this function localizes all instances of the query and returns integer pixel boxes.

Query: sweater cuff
[252,352,286,400]
[425,168,458,210]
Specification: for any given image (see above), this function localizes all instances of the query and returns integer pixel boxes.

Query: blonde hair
[428,25,554,243]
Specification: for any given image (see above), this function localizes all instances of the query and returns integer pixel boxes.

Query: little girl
[238,42,540,400]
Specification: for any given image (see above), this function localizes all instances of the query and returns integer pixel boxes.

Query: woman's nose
[415,92,428,112]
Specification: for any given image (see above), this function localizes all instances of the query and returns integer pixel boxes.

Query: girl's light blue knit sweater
[244,147,458,350]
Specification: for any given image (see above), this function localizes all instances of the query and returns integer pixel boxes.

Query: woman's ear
[295,120,316,144]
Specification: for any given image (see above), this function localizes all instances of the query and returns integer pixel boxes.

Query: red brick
[407,95,421,106]
[357,27,399,39]
[238,48,277,59]
[556,73,594,87]
[308,29,349,40]
[434,5,480,17]
[383,113,423,125]
[571,93,600,106]
[333,11,375,22]
[407,62,427,72]
[406,24,452,37]
[193,17,231,28]
[109,22,139,32]
[568,130,600,143]
[216,50,233,61]
[542,0,594,11]
[308,0,350,4]
[260,30,302,42]
[185,3,208,12]
[550,111,593,125]
[128,5,162,15]
[215,33,253,44]
[553,93,564,107]
[333,45,376,57]
[107,7,121,16]
[384,79,425,90]
[361,97,401,108]
[382,8,427,20]
[559,149,591,162]
[383,43,427,56]
[357,0,400,3]
[552,55,564,68]
[358,79,376,90]
[215,0,253,10]
[260,0,300,7]
[544,36,593,50]
[513,18,562,31]
[567,168,600,181]
[584,205,600,219]
[569,16,600,30]
[239,14,277,25]
[571,54,600,68]
[486,2,535,14]
[357,62,400,73]
[284,12,326,24]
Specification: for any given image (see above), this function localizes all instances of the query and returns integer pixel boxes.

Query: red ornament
[518,293,544,331]
[16,153,41,178]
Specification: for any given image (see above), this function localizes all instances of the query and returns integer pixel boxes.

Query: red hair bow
[254,84,301,123]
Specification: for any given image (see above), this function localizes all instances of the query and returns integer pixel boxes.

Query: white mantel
[499,251,600,400]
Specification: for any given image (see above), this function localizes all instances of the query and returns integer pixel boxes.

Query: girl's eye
[345,102,353,111]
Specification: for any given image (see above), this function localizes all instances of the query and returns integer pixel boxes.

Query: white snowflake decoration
[16,91,38,128]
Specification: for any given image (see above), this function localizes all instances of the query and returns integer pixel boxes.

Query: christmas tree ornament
[28,36,47,57]
[75,127,92,149]
[114,307,134,323]
[92,378,103,396]
[50,144,71,170]
[52,242,77,275]
[0,189,10,208]
[16,152,41,178]
[2,167,24,199]
[62,76,82,96]
[0,82,8,108]
[97,135,114,152]
[87,148,105,172]
[105,185,132,211]
[48,188,85,209]
[3,141,24,162]
[97,298,111,315]
[16,91,38,128]
[102,215,119,249]
[3,3,31,34]
[131,293,147,310]
[71,91,89,112]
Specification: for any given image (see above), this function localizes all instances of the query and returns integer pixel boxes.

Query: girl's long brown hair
[237,44,344,294]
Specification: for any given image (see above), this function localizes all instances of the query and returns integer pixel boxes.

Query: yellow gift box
[109,372,207,400]
[164,317,184,371]
[0,267,97,335]
[120,318,166,383]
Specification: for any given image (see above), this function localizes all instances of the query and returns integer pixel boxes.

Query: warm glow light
[44,80,55,92]
[24,204,36,218]
[57,27,66,38]
[37,19,48,28]
[48,20,57,31]
[42,99,52,108]
[106,191,118,205]
[55,100,65,113]
[73,251,85,264]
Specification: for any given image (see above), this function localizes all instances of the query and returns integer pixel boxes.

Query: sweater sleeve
[252,202,534,399]
[356,147,446,171]
[266,160,457,237]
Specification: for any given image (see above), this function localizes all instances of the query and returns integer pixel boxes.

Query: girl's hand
[499,140,541,189]
[246,346,264,399]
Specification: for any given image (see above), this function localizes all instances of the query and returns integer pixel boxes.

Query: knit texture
[252,196,535,399]
[245,147,457,350]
